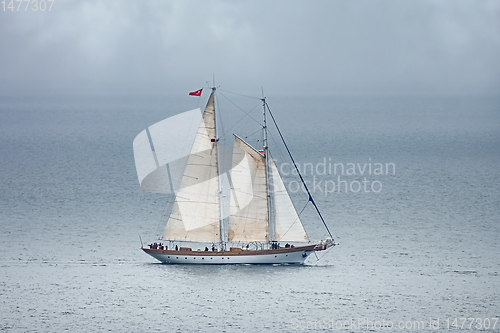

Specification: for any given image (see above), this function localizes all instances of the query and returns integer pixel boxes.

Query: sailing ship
[133,86,335,264]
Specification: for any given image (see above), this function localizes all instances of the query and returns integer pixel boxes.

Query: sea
[0,93,499,332]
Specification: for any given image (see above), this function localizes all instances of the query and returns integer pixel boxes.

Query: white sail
[162,93,220,242]
[270,157,309,242]
[228,136,268,242]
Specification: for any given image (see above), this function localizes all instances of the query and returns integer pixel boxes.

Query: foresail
[162,93,220,242]
[270,157,309,242]
[228,136,268,242]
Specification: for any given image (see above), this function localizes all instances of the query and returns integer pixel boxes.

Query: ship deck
[142,244,316,256]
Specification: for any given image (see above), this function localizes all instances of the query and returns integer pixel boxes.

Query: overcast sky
[1,0,499,95]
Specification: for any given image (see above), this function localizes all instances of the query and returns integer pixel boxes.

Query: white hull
[142,246,316,265]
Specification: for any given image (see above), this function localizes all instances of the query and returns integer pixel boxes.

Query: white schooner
[134,85,335,264]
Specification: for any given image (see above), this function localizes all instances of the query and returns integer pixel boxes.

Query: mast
[213,84,226,249]
[262,95,274,242]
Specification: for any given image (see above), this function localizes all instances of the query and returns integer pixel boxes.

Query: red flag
[189,88,203,96]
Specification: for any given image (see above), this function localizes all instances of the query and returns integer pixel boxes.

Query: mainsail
[228,136,268,242]
[228,135,308,243]
[162,92,220,242]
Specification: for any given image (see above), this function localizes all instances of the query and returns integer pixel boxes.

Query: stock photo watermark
[290,317,499,331]
[1,0,55,11]
[280,158,396,195]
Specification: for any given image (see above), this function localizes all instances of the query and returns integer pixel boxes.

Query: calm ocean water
[0,93,499,332]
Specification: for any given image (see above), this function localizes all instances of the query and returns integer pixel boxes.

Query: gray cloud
[1,0,499,95]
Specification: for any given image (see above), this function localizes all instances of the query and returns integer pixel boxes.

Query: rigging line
[267,124,305,189]
[217,91,262,129]
[220,103,260,139]
[243,127,262,141]
[218,91,260,116]
[218,97,261,136]
[265,102,334,240]
[268,131,287,161]
[268,131,298,183]
[218,88,261,100]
